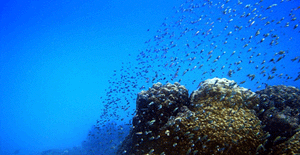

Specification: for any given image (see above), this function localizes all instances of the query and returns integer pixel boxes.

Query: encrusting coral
[184,78,264,154]
[117,78,300,155]
[255,85,300,154]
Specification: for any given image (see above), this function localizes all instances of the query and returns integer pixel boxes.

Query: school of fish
[42,0,300,154]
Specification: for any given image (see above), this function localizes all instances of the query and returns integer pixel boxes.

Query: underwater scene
[0,0,300,154]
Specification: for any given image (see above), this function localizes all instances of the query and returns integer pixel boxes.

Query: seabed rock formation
[117,78,300,155]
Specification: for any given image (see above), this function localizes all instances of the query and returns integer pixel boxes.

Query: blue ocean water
[0,0,299,154]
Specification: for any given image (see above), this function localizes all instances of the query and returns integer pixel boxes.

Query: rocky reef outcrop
[255,85,300,154]
[117,78,300,155]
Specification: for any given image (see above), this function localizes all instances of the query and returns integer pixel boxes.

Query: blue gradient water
[1,0,299,154]
[0,0,181,154]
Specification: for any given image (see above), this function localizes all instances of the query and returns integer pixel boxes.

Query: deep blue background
[0,0,182,154]
[1,0,299,155]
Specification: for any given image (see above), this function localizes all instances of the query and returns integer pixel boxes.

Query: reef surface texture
[117,78,300,155]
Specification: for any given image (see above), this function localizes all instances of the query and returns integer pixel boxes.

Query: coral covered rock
[186,78,264,154]
[190,78,258,111]
[117,78,300,155]
[117,78,267,155]
[117,82,189,154]
[255,85,300,151]
[270,131,300,154]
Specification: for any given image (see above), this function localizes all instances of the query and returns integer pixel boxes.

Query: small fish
[255,29,260,36]
[136,132,143,135]
[276,56,283,62]
[291,57,298,62]
[184,131,191,136]
[266,4,277,10]
[231,51,236,56]
[239,81,246,84]
[247,74,255,81]
[228,70,233,77]
[149,136,155,140]
[186,148,192,154]
[261,133,271,140]
[148,149,155,154]
[294,127,300,132]
[256,144,265,152]
[294,74,300,81]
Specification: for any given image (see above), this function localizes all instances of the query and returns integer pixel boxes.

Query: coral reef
[117,82,189,154]
[117,78,270,154]
[117,78,300,154]
[255,85,300,153]
[39,78,300,155]
[131,82,189,154]
[186,78,264,154]
[270,131,300,154]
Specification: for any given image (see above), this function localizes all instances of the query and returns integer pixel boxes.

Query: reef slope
[117,78,300,155]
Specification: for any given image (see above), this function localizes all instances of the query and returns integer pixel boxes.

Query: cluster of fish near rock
[99,0,300,128]
[117,78,300,155]
[136,0,300,90]
[95,0,300,154]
